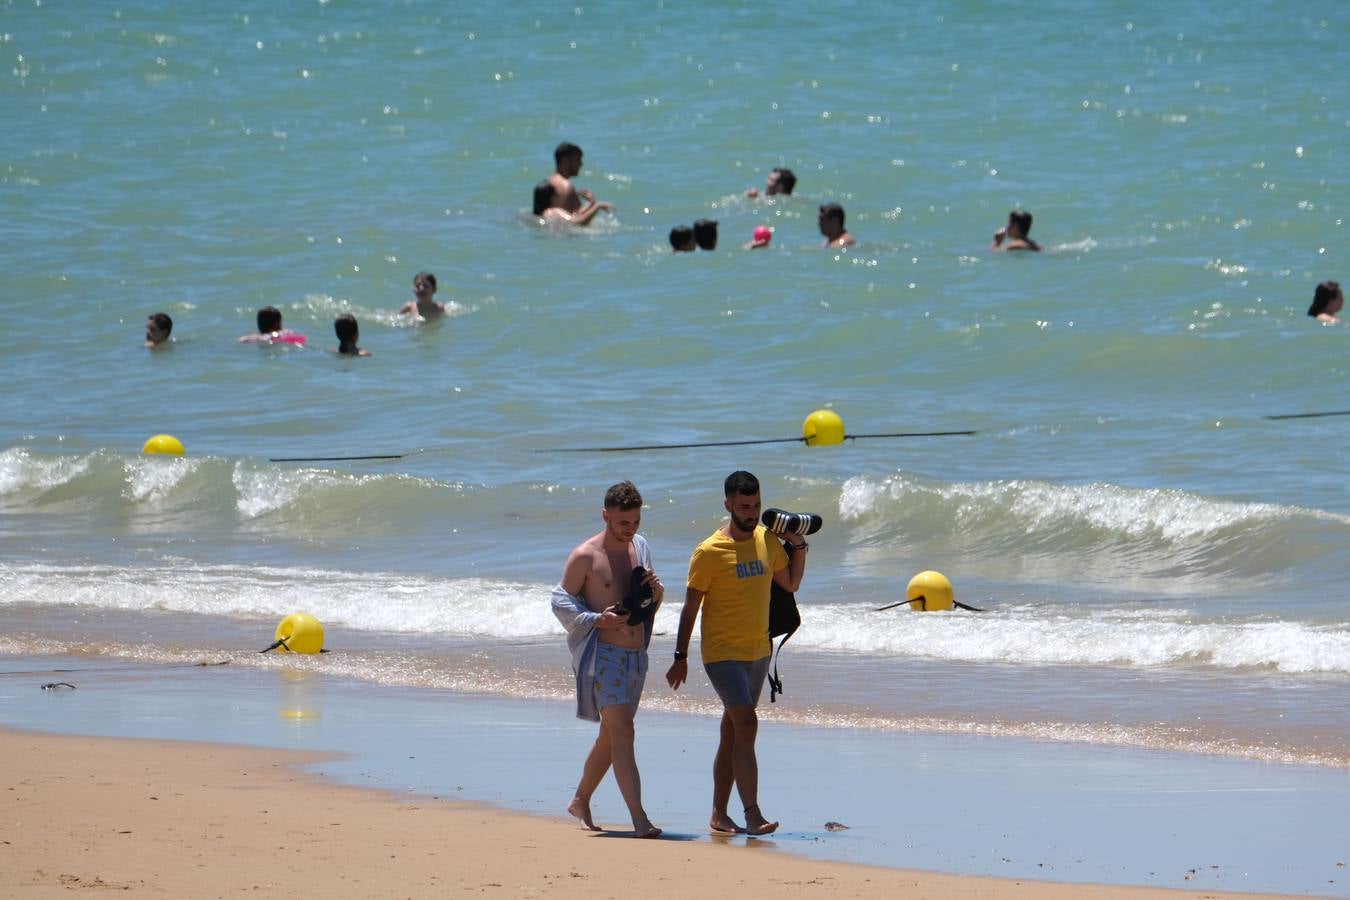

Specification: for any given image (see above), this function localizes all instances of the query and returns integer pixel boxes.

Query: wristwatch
[673,650,687,661]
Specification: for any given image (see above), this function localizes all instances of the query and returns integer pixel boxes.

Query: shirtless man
[398,272,445,320]
[551,481,664,838]
[819,203,856,248]
[991,210,1041,252]
[532,142,613,225]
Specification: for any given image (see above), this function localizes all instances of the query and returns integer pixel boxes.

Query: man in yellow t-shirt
[666,471,807,836]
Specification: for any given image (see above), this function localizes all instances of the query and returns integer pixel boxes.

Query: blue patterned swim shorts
[591,640,648,710]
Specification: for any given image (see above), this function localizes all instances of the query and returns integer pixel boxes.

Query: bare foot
[745,805,779,836]
[567,797,602,832]
[632,821,663,839]
[709,811,744,834]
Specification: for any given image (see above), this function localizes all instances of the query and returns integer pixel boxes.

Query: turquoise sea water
[3,0,1349,783]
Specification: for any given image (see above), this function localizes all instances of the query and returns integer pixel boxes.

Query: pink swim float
[750,226,772,247]
[272,331,307,346]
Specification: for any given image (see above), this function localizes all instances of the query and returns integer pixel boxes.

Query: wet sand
[0,728,1305,899]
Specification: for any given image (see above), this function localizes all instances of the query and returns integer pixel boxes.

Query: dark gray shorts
[704,656,771,708]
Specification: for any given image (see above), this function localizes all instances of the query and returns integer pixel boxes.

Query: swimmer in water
[533,142,614,226]
[746,167,796,199]
[669,225,696,252]
[239,306,305,345]
[399,272,445,320]
[145,312,173,348]
[334,313,371,356]
[693,219,718,251]
[991,210,1041,252]
[1308,281,1343,324]
[818,203,856,248]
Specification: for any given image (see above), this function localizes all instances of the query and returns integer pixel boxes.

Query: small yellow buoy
[802,409,845,446]
[906,570,954,611]
[142,434,185,456]
[272,612,325,654]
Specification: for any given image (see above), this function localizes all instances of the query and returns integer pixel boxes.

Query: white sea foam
[3,562,1346,675]
[125,455,201,501]
[798,603,1350,674]
[0,447,92,495]
[839,472,1350,541]
[0,562,678,640]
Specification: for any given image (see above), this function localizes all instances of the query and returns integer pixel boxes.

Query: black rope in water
[266,428,978,461]
[269,453,407,462]
[541,436,807,453]
[538,430,977,453]
[1264,409,1350,421]
[874,595,984,612]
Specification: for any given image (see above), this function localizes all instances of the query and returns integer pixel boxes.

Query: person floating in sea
[666,470,807,836]
[552,481,664,839]
[238,306,306,345]
[746,167,796,199]
[669,225,696,252]
[333,313,371,357]
[1308,281,1343,323]
[145,312,173,349]
[818,203,856,248]
[532,141,614,226]
[398,272,445,321]
[693,219,718,251]
[991,209,1041,252]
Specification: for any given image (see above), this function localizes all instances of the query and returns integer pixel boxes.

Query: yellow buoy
[802,409,845,446]
[142,434,185,456]
[906,570,954,611]
[273,612,325,654]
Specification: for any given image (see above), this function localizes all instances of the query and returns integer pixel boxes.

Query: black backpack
[767,541,801,703]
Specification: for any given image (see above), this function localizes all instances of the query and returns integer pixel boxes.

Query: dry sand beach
[1,729,1304,900]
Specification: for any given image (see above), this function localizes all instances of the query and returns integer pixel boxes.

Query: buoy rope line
[5,662,231,678]
[1264,409,1350,420]
[874,595,984,613]
[264,425,979,462]
[539,430,978,454]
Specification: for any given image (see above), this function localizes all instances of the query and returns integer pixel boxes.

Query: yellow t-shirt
[687,525,788,664]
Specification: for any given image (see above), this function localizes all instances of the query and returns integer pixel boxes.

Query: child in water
[239,306,306,345]
[334,314,371,357]
[398,272,446,321]
[1308,281,1343,324]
